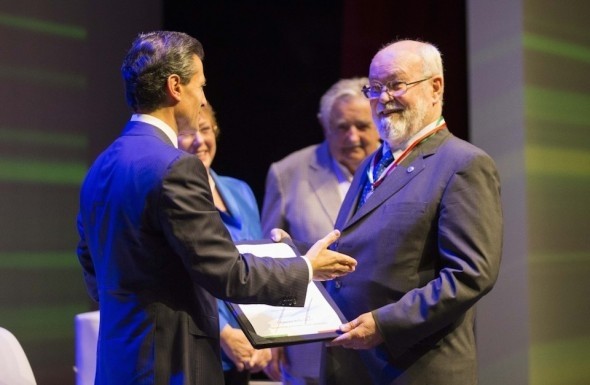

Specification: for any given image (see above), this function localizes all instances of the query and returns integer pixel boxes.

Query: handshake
[270,229,357,281]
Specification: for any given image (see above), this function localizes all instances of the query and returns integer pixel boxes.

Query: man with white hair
[322,39,503,385]
[262,77,380,384]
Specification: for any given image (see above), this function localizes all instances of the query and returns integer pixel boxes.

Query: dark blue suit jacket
[76,120,309,385]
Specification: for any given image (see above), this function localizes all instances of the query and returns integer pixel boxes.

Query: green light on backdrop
[0,127,87,149]
[0,64,86,89]
[0,157,86,185]
[0,251,79,269]
[525,33,590,64]
[0,12,86,40]
[530,335,590,385]
[529,251,590,264]
[0,304,88,343]
[527,144,590,179]
[526,86,590,126]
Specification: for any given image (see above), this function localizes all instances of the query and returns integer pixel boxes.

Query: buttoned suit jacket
[76,121,309,385]
[261,141,341,384]
[322,128,503,385]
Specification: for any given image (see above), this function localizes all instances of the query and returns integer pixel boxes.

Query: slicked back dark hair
[121,31,204,112]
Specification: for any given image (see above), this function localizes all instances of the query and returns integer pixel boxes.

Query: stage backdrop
[469,0,590,384]
[1,1,588,384]
[0,1,161,383]
[523,0,590,383]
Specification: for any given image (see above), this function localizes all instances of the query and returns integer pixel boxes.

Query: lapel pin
[407,166,415,173]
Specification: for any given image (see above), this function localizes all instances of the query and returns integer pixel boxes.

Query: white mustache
[379,102,404,115]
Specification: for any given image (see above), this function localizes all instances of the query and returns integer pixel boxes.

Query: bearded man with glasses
[321,39,503,385]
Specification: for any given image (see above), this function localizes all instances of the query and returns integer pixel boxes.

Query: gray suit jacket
[261,141,342,385]
[322,128,503,385]
[262,141,341,240]
[76,121,309,385]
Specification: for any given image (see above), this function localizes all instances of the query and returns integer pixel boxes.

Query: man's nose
[378,89,394,104]
[346,126,361,141]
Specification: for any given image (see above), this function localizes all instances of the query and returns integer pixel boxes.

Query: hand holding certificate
[226,235,355,348]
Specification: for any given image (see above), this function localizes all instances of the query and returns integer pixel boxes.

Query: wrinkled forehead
[369,48,422,81]
[329,96,371,120]
[332,94,368,111]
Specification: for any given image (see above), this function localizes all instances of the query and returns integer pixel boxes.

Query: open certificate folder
[225,241,347,348]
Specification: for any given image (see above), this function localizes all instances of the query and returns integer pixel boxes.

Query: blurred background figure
[261,77,381,384]
[178,104,271,385]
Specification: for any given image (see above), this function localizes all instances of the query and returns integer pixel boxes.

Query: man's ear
[166,74,182,102]
[431,75,444,105]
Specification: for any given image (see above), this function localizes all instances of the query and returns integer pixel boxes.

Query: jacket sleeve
[158,155,310,307]
[76,212,99,302]
[374,152,503,356]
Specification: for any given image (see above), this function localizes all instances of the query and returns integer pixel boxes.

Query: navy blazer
[76,121,309,385]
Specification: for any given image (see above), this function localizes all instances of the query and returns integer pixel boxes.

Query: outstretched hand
[270,228,357,281]
[306,230,356,281]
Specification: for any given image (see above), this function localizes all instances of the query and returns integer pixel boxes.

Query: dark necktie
[357,148,394,209]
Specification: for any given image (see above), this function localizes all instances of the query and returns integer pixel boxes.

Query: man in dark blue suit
[76,31,356,385]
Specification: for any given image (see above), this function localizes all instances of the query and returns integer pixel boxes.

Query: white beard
[378,97,429,149]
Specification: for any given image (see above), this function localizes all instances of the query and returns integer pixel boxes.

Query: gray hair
[376,39,444,106]
[415,41,443,78]
[318,77,369,131]
[121,31,204,112]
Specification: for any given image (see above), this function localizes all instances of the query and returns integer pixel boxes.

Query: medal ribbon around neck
[368,117,446,191]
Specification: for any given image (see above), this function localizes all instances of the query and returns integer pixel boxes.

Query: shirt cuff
[301,255,313,282]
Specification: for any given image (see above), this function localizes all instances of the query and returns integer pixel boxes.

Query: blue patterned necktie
[357,148,394,209]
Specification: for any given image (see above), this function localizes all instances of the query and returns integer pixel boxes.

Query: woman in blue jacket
[178,104,272,385]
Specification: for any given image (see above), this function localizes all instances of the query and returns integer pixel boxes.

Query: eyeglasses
[362,76,433,99]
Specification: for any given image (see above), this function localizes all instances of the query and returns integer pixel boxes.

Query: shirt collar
[331,156,353,183]
[329,155,353,202]
[391,117,441,160]
[131,114,178,148]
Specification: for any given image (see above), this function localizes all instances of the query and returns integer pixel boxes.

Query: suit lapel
[307,143,342,225]
[339,129,450,231]
[349,156,425,224]
[334,156,370,230]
